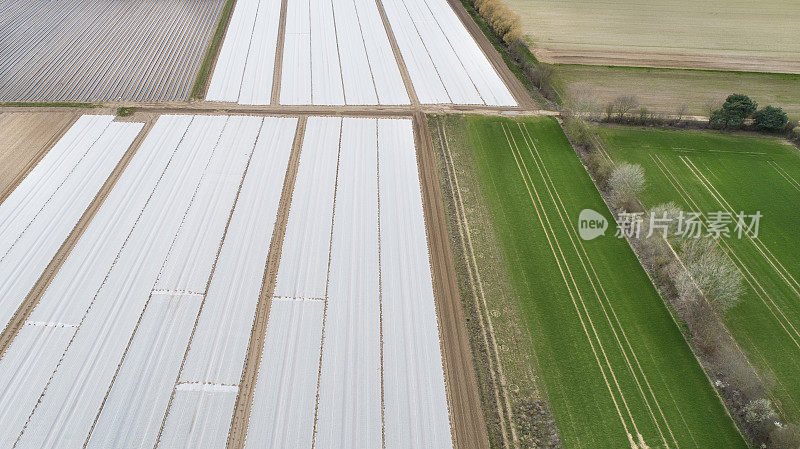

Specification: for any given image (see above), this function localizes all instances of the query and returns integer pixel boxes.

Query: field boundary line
[271,0,289,105]
[517,123,677,449]
[376,119,386,448]
[501,123,638,449]
[372,0,419,106]
[437,122,513,447]
[225,116,306,449]
[0,116,153,358]
[310,117,342,449]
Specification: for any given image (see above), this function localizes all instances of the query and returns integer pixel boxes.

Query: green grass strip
[190,0,238,99]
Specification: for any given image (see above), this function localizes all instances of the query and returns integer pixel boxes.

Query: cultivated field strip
[279,0,409,105]
[207,0,510,106]
[0,115,299,448]
[86,293,203,448]
[315,117,383,447]
[0,114,196,447]
[381,0,516,106]
[244,298,325,448]
[273,116,341,299]
[0,112,77,199]
[0,0,224,102]
[0,115,141,332]
[160,117,297,446]
[243,116,453,448]
[379,118,453,448]
[206,0,282,104]
[159,384,239,448]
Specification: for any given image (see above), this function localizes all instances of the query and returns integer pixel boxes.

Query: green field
[598,126,800,424]
[440,115,745,448]
[556,65,800,119]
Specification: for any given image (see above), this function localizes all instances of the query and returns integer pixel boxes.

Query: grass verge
[190,0,238,99]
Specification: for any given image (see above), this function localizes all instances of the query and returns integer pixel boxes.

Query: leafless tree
[607,163,645,210]
[674,238,744,314]
[613,95,639,119]
[531,64,555,90]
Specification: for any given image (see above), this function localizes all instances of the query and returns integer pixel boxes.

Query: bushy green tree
[710,94,758,129]
[753,105,789,132]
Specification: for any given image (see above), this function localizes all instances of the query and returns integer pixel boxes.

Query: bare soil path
[226,116,307,449]
[414,112,490,449]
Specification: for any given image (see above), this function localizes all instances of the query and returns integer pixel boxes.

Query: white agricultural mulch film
[207,0,515,106]
[0,114,453,449]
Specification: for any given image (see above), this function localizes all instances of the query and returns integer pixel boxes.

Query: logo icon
[578,209,608,240]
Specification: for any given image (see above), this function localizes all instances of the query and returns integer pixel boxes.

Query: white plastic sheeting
[280,0,408,105]
[0,114,141,331]
[86,293,203,449]
[378,118,453,449]
[14,115,226,449]
[159,386,239,449]
[154,116,255,294]
[314,117,382,448]
[26,115,192,327]
[244,298,324,449]
[381,0,515,106]
[0,324,73,449]
[274,116,340,299]
[179,117,296,385]
[206,0,282,104]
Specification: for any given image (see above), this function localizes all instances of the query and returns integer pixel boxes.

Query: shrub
[562,118,594,149]
[472,0,522,44]
[753,105,789,132]
[710,94,757,130]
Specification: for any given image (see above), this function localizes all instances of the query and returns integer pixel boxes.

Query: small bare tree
[531,64,555,90]
[674,238,744,314]
[607,163,645,210]
[613,95,639,120]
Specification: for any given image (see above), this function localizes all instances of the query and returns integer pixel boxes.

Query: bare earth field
[557,65,800,119]
[0,112,77,200]
[503,0,800,73]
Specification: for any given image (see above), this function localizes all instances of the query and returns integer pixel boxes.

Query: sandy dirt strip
[414,112,490,448]
[0,112,77,202]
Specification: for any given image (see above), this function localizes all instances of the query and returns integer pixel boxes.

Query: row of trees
[710,94,790,132]
[564,115,800,448]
